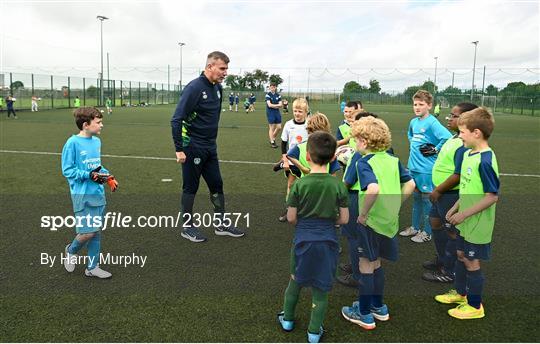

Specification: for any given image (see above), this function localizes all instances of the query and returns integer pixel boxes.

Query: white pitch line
[499,173,540,178]
[0,149,274,166]
[1,149,539,176]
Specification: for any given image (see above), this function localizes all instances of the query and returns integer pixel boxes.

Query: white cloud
[1,0,538,92]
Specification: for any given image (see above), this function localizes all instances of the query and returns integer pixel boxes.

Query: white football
[12,98,16,101]
[336,145,355,166]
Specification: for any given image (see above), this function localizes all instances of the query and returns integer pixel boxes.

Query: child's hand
[448,212,466,225]
[357,214,367,225]
[430,189,441,203]
[419,143,438,157]
[90,166,110,184]
[282,160,290,171]
[445,207,458,221]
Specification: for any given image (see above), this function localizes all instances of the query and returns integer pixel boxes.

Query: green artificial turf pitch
[1,103,539,342]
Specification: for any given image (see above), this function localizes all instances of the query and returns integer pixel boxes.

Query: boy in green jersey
[277,132,349,343]
[336,101,363,148]
[423,102,478,283]
[341,116,415,330]
[436,107,500,320]
[106,97,112,115]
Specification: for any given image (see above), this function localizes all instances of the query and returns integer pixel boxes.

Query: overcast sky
[1,0,538,92]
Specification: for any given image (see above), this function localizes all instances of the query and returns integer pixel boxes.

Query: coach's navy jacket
[171,73,223,151]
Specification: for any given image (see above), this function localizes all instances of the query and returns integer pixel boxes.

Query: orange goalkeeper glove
[106,176,119,192]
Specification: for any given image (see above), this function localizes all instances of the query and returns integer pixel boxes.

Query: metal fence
[0,72,181,110]
[1,72,538,116]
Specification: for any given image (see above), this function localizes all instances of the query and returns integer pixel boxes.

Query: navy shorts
[341,192,359,239]
[355,224,399,262]
[456,232,491,261]
[429,190,459,232]
[266,111,282,124]
[291,241,339,292]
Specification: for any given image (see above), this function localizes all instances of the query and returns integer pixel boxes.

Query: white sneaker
[85,266,112,279]
[399,226,418,237]
[64,244,77,272]
[411,231,432,243]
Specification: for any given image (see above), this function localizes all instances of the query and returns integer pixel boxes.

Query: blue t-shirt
[287,145,341,175]
[228,94,234,104]
[171,74,223,151]
[265,91,281,116]
[407,114,452,173]
[234,95,239,104]
[249,95,256,104]
[61,135,109,212]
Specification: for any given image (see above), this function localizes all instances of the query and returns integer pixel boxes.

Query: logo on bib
[202,91,208,100]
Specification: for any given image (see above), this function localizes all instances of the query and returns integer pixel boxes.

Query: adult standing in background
[6,95,17,119]
[171,51,245,243]
[266,82,282,148]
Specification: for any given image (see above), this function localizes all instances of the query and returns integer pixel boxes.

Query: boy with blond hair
[278,131,349,343]
[286,112,341,177]
[341,116,415,330]
[273,98,310,221]
[435,107,499,320]
[400,90,451,243]
[338,110,380,288]
[422,102,478,283]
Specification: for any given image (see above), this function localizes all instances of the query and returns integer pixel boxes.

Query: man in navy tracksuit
[171,51,245,243]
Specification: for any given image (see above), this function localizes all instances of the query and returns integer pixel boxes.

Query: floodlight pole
[97,15,109,106]
[178,42,186,92]
[433,57,438,94]
[471,41,479,101]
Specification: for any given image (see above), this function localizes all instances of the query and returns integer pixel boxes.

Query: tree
[225,75,242,90]
[442,86,462,94]
[421,80,436,93]
[252,69,269,90]
[485,84,498,96]
[403,85,421,99]
[368,79,381,94]
[269,74,283,87]
[87,85,98,97]
[242,72,257,90]
[343,81,362,94]
[10,81,24,91]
